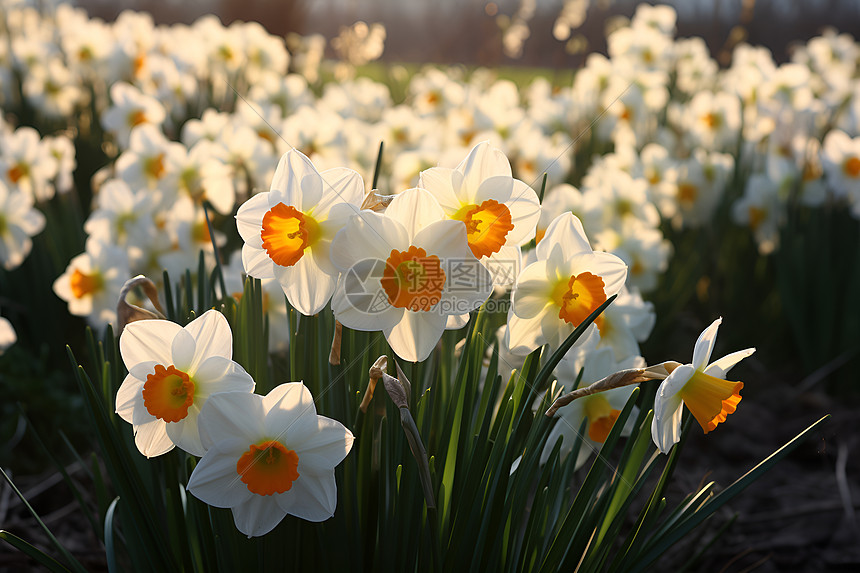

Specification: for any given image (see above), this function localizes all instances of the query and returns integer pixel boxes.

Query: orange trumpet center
[381,246,446,312]
[552,272,606,327]
[141,364,196,423]
[452,199,514,258]
[583,394,622,443]
[679,369,743,434]
[237,440,300,496]
[70,268,104,299]
[260,203,321,267]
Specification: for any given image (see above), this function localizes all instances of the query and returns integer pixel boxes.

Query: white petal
[171,329,196,371]
[185,310,233,372]
[329,211,407,271]
[197,391,266,450]
[704,348,755,379]
[651,364,693,454]
[115,374,146,423]
[232,492,289,537]
[498,179,541,245]
[186,438,254,507]
[166,415,205,457]
[692,318,722,370]
[385,188,445,240]
[292,416,354,474]
[458,141,512,198]
[331,272,402,332]
[120,320,182,368]
[418,167,461,213]
[505,310,546,356]
[269,149,319,206]
[536,213,592,261]
[242,244,275,279]
[316,167,364,219]
[275,251,337,316]
[512,260,553,318]
[483,244,522,287]
[261,382,318,437]
[446,313,469,330]
[235,192,270,248]
[277,470,337,522]
[564,251,628,297]
[384,310,446,362]
[133,419,174,458]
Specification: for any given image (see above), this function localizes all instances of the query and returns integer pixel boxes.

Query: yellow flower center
[551,272,606,327]
[843,156,860,178]
[127,109,147,128]
[7,162,29,184]
[748,206,766,230]
[583,394,622,443]
[144,153,166,181]
[452,199,514,258]
[678,369,743,434]
[141,364,196,423]
[701,112,722,130]
[237,440,300,496]
[678,182,698,204]
[381,246,446,312]
[70,268,104,299]
[260,203,321,268]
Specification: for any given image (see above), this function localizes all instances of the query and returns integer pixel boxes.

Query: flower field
[0,1,856,571]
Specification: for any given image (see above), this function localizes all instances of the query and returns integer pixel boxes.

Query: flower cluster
[115,309,354,537]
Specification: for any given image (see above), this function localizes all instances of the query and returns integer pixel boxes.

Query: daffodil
[186,383,354,537]
[651,318,755,454]
[330,188,492,362]
[115,309,255,457]
[235,149,364,316]
[506,212,627,355]
[418,141,540,287]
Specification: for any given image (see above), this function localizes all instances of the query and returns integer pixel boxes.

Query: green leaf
[0,467,88,573]
[104,497,120,573]
[0,530,72,573]
[629,415,829,572]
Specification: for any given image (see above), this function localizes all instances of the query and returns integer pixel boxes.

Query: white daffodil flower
[235,149,365,316]
[186,383,354,537]
[115,309,255,458]
[506,212,627,356]
[651,318,755,454]
[330,188,492,362]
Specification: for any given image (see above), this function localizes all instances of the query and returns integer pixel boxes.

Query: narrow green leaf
[0,531,72,573]
[0,467,88,573]
[104,497,120,573]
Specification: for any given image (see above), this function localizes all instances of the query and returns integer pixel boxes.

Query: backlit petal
[692,318,722,370]
[120,319,182,368]
[704,348,756,379]
[384,309,446,362]
[385,188,446,240]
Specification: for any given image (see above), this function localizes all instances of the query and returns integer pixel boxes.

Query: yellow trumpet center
[237,440,300,496]
[583,394,622,443]
[452,199,514,258]
[551,272,606,327]
[679,369,743,434]
[70,268,104,299]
